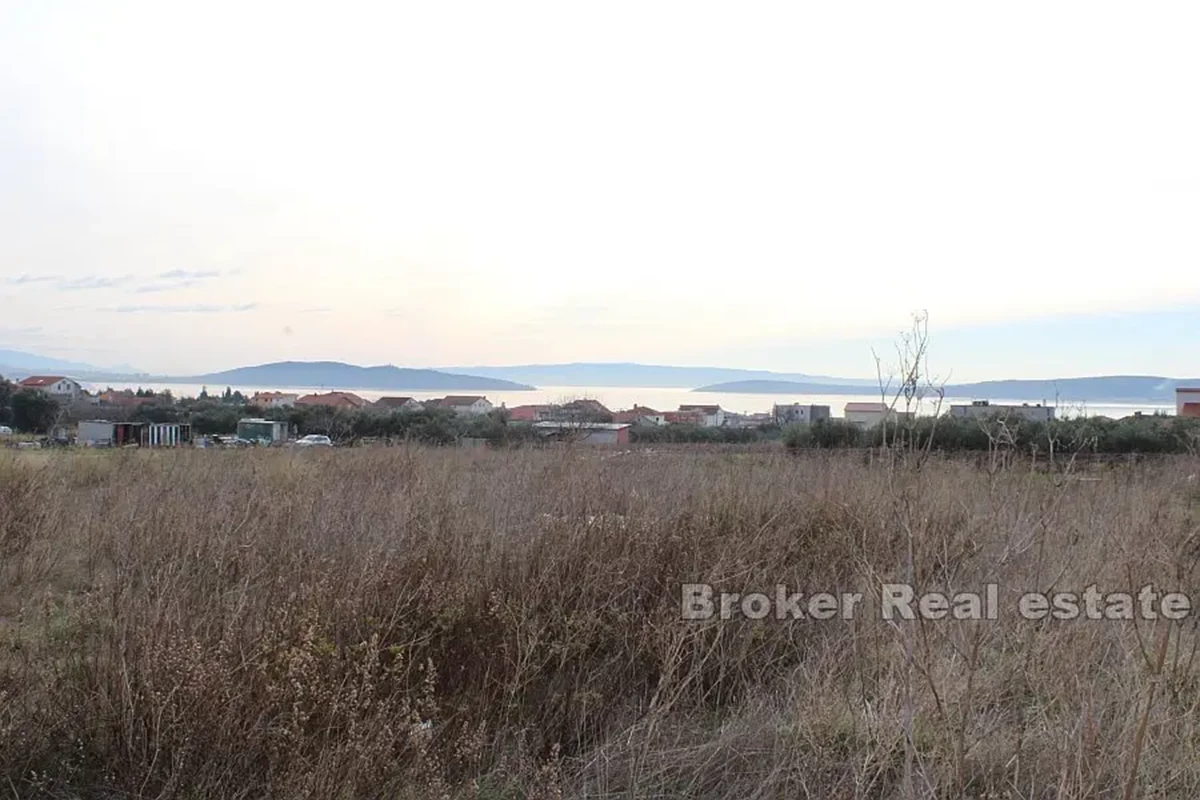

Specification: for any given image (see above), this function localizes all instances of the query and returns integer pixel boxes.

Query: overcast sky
[2,1,1198,380]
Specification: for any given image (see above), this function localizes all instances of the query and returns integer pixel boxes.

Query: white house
[773,403,832,425]
[949,400,1055,423]
[678,404,725,427]
[1177,387,1200,418]
[433,395,494,416]
[18,375,84,402]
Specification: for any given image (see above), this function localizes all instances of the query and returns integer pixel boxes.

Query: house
[949,400,1055,423]
[844,402,891,428]
[507,404,555,423]
[96,389,157,409]
[678,404,725,427]
[612,405,660,425]
[1177,387,1200,418]
[250,391,299,408]
[549,398,612,422]
[533,421,632,446]
[295,391,369,409]
[427,395,494,416]
[236,418,290,443]
[374,396,424,411]
[19,375,84,402]
[773,403,832,425]
[722,411,776,428]
[662,410,706,426]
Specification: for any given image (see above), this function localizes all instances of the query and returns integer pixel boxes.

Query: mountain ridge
[0,348,139,377]
[2,348,1196,402]
[440,362,879,388]
[694,375,1200,404]
[173,361,534,391]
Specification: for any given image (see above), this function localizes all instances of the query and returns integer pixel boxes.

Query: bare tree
[873,310,947,468]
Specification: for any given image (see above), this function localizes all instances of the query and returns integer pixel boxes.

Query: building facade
[373,396,423,411]
[1177,387,1200,418]
[949,400,1055,423]
[844,402,893,428]
[678,404,726,427]
[433,396,494,415]
[251,391,299,408]
[18,375,84,402]
[507,404,556,423]
[773,403,832,425]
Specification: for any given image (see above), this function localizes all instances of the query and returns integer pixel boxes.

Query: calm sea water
[81,381,1173,420]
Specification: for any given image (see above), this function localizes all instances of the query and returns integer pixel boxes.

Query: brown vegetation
[2,447,1200,798]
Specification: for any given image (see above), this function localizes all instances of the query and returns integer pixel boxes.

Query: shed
[237,418,290,443]
[533,421,632,445]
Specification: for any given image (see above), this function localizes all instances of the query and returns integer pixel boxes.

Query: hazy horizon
[3,347,1200,386]
[3,2,1199,379]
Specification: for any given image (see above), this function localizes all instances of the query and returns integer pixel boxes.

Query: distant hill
[441,362,878,388]
[694,375,1200,403]
[940,376,1194,404]
[171,361,534,391]
[0,348,138,377]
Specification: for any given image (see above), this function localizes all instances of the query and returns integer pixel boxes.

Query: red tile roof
[19,375,68,387]
[678,404,720,413]
[97,390,155,408]
[374,396,419,408]
[844,402,888,412]
[612,406,659,424]
[507,404,552,421]
[561,399,610,414]
[295,391,368,408]
[435,395,488,407]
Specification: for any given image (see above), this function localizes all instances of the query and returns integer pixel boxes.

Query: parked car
[294,434,333,447]
[0,425,12,435]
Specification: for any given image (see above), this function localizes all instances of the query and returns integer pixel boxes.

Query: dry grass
[1,446,1200,799]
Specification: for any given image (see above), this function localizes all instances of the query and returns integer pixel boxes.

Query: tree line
[5,375,1198,455]
[783,413,1200,456]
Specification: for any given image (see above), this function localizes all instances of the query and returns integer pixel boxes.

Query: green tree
[10,389,60,434]
[0,375,14,425]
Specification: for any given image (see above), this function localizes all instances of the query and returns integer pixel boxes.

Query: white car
[294,434,333,447]
[0,425,13,435]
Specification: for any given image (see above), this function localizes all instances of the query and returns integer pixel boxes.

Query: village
[4,373,1199,449]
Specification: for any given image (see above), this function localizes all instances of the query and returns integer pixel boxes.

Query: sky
[1,1,1199,381]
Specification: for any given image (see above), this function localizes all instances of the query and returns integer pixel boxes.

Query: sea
[79,381,1174,420]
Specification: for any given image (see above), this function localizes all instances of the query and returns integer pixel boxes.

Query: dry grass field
[2,446,1200,799]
